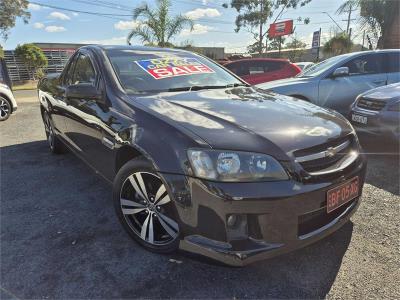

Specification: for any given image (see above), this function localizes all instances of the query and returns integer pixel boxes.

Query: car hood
[256,77,312,90]
[361,83,400,102]
[132,87,352,159]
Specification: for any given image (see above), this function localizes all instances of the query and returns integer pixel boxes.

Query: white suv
[0,83,17,121]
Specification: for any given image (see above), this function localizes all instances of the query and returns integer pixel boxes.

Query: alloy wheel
[120,172,179,245]
[0,99,10,120]
[43,112,54,150]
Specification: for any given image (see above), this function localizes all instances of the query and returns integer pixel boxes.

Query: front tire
[42,110,66,154]
[113,157,180,253]
[0,97,11,121]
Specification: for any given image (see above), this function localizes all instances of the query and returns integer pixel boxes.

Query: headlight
[388,101,400,112]
[187,149,288,182]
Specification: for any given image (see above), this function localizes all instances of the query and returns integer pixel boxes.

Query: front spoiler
[179,199,359,266]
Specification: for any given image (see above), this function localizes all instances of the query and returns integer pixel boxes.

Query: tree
[222,0,312,54]
[127,0,193,47]
[267,36,286,51]
[284,36,306,61]
[0,0,30,40]
[337,0,399,49]
[323,33,353,56]
[15,44,48,80]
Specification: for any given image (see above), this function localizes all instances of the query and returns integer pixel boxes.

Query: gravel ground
[0,91,399,299]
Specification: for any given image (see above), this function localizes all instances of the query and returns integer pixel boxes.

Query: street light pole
[323,12,344,32]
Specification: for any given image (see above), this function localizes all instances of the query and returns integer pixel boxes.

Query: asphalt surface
[1,90,399,299]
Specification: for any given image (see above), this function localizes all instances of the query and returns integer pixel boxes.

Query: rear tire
[0,97,11,121]
[42,110,66,154]
[113,157,180,253]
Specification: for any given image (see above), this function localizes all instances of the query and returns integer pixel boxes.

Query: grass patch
[12,80,38,91]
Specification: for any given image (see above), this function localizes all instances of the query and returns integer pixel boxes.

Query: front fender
[111,103,206,176]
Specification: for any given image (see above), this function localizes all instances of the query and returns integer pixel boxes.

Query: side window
[63,56,77,86]
[262,61,283,73]
[342,54,382,75]
[227,62,249,76]
[248,62,264,75]
[225,62,238,73]
[386,52,400,73]
[72,54,96,85]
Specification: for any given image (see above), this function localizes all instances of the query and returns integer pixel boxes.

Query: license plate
[351,114,368,124]
[327,177,359,213]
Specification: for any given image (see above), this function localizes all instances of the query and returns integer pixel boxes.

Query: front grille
[294,135,356,175]
[356,97,386,111]
[298,199,357,236]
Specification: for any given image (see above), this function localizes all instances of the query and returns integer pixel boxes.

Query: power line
[30,2,133,17]
[67,0,133,11]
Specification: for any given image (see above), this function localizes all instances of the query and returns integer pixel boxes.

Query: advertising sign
[135,57,215,80]
[312,30,321,48]
[268,20,293,38]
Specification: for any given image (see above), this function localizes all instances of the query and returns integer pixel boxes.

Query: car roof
[225,58,290,64]
[335,49,400,59]
[83,44,192,55]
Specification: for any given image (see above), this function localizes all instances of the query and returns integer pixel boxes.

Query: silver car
[350,82,400,142]
[257,50,400,116]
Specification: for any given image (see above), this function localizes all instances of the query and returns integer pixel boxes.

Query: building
[4,43,84,83]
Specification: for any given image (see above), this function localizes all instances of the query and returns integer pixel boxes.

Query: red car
[224,58,301,85]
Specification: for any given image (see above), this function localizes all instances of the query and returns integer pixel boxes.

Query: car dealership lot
[1,91,399,299]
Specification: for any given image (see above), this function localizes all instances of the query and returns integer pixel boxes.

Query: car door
[318,53,387,115]
[63,50,115,179]
[48,53,78,137]
[384,51,400,84]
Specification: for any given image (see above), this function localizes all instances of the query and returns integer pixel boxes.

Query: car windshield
[106,48,245,94]
[296,54,348,78]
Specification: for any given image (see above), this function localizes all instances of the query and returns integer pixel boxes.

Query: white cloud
[180,24,211,36]
[72,12,79,17]
[33,22,45,29]
[114,20,141,30]
[28,3,41,10]
[49,11,71,20]
[45,26,67,33]
[185,8,221,20]
[81,36,126,45]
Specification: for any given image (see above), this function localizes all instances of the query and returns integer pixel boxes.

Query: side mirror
[332,67,349,78]
[65,83,102,101]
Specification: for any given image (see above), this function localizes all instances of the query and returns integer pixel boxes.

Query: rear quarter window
[386,52,400,73]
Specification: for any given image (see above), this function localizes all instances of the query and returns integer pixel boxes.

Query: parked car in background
[38,45,366,266]
[224,58,301,85]
[257,50,400,116]
[0,83,17,121]
[216,58,231,65]
[295,62,314,71]
[350,82,400,142]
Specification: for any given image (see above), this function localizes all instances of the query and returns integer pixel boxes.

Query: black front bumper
[162,155,367,266]
[350,108,400,142]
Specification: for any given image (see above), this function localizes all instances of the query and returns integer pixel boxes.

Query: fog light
[227,214,239,228]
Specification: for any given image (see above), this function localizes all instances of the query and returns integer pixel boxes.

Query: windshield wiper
[167,83,249,92]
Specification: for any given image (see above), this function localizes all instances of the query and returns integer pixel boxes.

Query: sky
[3,0,363,52]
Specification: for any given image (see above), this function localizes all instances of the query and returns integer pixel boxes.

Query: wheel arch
[115,145,155,175]
[0,92,14,113]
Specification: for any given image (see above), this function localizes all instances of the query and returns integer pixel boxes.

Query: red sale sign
[135,57,215,79]
[268,20,293,38]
